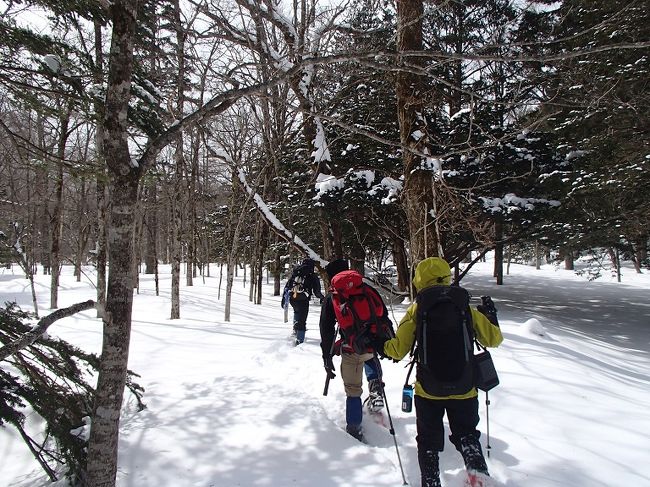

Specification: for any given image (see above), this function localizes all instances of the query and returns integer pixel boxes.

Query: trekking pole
[485,390,492,458]
[323,325,339,396]
[374,355,408,485]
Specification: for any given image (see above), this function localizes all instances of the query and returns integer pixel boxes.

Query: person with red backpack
[319,258,394,442]
[372,257,503,487]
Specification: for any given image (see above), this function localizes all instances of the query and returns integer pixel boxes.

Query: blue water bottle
[402,384,414,412]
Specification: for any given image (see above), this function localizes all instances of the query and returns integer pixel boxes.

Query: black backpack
[290,265,311,301]
[414,285,475,396]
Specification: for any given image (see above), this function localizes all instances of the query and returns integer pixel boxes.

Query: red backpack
[330,270,392,354]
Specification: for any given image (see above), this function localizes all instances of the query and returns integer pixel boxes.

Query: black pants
[414,395,481,452]
[290,299,309,331]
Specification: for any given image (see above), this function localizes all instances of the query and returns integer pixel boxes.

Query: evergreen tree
[540,0,650,270]
[315,0,407,273]
[415,1,565,271]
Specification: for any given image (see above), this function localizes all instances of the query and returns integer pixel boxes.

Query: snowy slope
[1,260,649,487]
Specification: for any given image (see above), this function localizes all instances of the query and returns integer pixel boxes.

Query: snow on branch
[480,193,561,214]
[311,116,331,163]
[236,168,326,267]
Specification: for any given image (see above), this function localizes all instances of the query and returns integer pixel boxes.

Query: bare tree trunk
[249,218,260,303]
[225,259,235,321]
[50,104,71,309]
[224,170,253,321]
[74,178,91,282]
[143,182,158,274]
[391,235,409,292]
[86,3,139,485]
[273,248,282,296]
[186,131,199,286]
[35,113,52,276]
[396,0,437,260]
[10,230,40,318]
[170,0,187,318]
[494,220,504,285]
[96,175,108,316]
[631,234,646,273]
[256,220,268,304]
[132,186,144,293]
[562,247,574,270]
[94,19,108,318]
[170,149,182,319]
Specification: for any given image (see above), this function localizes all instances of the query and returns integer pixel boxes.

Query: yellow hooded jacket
[383,257,503,400]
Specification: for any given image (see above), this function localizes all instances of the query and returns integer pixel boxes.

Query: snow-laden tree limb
[235,168,327,267]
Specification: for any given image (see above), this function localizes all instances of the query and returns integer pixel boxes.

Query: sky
[1,257,649,487]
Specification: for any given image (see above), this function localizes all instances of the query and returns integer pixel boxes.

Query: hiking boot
[367,379,384,412]
[346,424,365,442]
[418,449,441,487]
[295,329,306,345]
[459,435,489,475]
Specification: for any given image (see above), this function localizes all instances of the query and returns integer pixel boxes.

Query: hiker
[319,258,394,441]
[372,257,503,487]
[281,258,324,345]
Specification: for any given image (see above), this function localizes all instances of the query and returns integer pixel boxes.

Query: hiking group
[281,256,503,487]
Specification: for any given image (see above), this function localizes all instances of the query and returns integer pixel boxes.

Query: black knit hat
[325,258,349,279]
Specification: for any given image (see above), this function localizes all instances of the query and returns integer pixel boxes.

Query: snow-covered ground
[1,258,649,487]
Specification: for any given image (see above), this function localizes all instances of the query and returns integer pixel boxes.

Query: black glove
[370,335,388,358]
[478,295,499,327]
[323,355,336,379]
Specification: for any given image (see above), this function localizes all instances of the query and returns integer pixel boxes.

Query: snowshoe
[367,378,384,412]
[459,435,489,474]
[465,470,492,487]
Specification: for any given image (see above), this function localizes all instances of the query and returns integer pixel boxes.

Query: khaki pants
[340,352,374,397]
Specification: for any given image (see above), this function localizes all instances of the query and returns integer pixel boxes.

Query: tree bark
[170,143,182,319]
[86,3,139,486]
[143,182,158,275]
[74,178,91,282]
[494,219,504,285]
[50,104,72,309]
[396,0,437,260]
[94,19,108,318]
[562,247,574,270]
[391,235,409,292]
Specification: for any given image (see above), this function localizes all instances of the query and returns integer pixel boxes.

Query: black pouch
[474,349,499,391]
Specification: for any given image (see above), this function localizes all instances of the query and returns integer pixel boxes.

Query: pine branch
[0,300,96,362]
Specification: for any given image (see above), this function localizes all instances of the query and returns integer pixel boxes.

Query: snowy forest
[0,0,648,486]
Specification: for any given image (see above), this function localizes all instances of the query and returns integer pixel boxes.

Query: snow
[311,117,332,163]
[1,258,650,487]
[480,194,561,213]
[43,54,61,73]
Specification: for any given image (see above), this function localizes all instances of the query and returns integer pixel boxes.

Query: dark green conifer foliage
[539,0,649,265]
[0,303,144,483]
[414,1,565,266]
[316,0,406,261]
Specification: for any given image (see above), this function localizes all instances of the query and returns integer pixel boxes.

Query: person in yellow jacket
[373,257,503,487]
